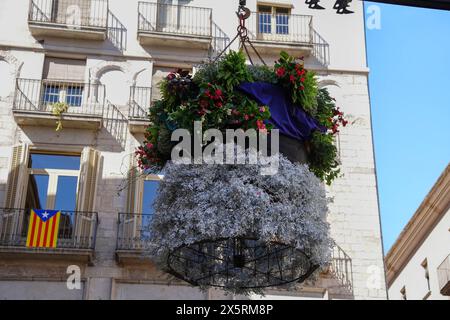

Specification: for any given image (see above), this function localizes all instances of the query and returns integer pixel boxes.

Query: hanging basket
[166,237,319,293]
[148,151,332,295]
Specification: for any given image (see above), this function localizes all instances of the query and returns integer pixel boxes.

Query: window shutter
[122,154,139,248]
[4,144,30,208]
[77,147,100,212]
[126,154,138,214]
[2,144,29,241]
[75,147,100,247]
[43,57,86,82]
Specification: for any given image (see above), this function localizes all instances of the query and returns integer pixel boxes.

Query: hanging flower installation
[137,51,347,185]
[136,50,348,295]
[150,150,332,295]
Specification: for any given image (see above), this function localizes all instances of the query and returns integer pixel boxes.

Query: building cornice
[385,163,450,287]
[0,43,370,75]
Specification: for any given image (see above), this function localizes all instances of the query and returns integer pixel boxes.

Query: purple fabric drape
[238,82,326,142]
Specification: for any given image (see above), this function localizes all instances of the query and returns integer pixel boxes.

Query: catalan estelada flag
[26,209,61,248]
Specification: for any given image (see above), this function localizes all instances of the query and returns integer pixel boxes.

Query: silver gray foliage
[148,149,333,295]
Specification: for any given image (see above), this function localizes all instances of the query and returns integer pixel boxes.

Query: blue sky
[364,2,450,252]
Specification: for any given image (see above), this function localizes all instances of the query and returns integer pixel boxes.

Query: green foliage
[193,61,220,85]
[308,131,340,185]
[300,71,319,115]
[217,50,252,92]
[138,50,346,185]
[51,102,69,132]
[315,88,335,127]
[247,65,277,84]
[274,51,318,115]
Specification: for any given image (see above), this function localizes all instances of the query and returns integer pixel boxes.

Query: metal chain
[213,3,266,66]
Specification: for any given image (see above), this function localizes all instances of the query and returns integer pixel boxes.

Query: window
[42,57,86,108]
[43,85,60,105]
[258,6,272,34]
[3,145,100,245]
[23,153,81,239]
[257,4,291,35]
[65,86,84,106]
[275,8,289,35]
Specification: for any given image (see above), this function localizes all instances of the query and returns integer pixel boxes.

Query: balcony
[138,2,212,50]
[128,86,152,134]
[0,208,98,264]
[438,254,450,296]
[28,0,108,40]
[13,78,106,129]
[116,213,154,264]
[246,12,329,66]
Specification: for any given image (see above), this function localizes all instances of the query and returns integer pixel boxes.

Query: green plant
[274,51,318,115]
[247,65,277,84]
[137,51,347,185]
[51,102,69,131]
[308,131,340,185]
[217,50,252,92]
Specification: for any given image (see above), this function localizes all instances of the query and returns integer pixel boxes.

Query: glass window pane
[25,174,49,210]
[66,86,83,107]
[259,13,271,34]
[43,85,60,104]
[29,154,81,170]
[142,180,160,215]
[54,176,78,212]
[276,14,289,34]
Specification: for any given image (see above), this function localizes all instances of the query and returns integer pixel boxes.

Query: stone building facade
[0,0,387,299]
[386,164,450,300]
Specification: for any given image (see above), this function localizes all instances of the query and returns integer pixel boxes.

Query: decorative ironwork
[14,78,106,116]
[0,208,98,250]
[166,237,319,290]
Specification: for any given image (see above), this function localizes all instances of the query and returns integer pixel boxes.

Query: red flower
[146,143,154,149]
[215,89,223,97]
[289,75,296,83]
[167,73,176,80]
[244,114,250,121]
[215,102,223,108]
[276,67,286,77]
[256,120,266,131]
[300,77,305,83]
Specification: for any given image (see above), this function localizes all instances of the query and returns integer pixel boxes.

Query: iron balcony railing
[329,244,354,295]
[211,22,231,59]
[117,213,154,251]
[437,254,450,296]
[129,86,152,120]
[312,29,330,66]
[14,78,106,117]
[28,0,108,29]
[247,12,312,44]
[138,2,212,38]
[0,208,98,250]
[246,12,330,66]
